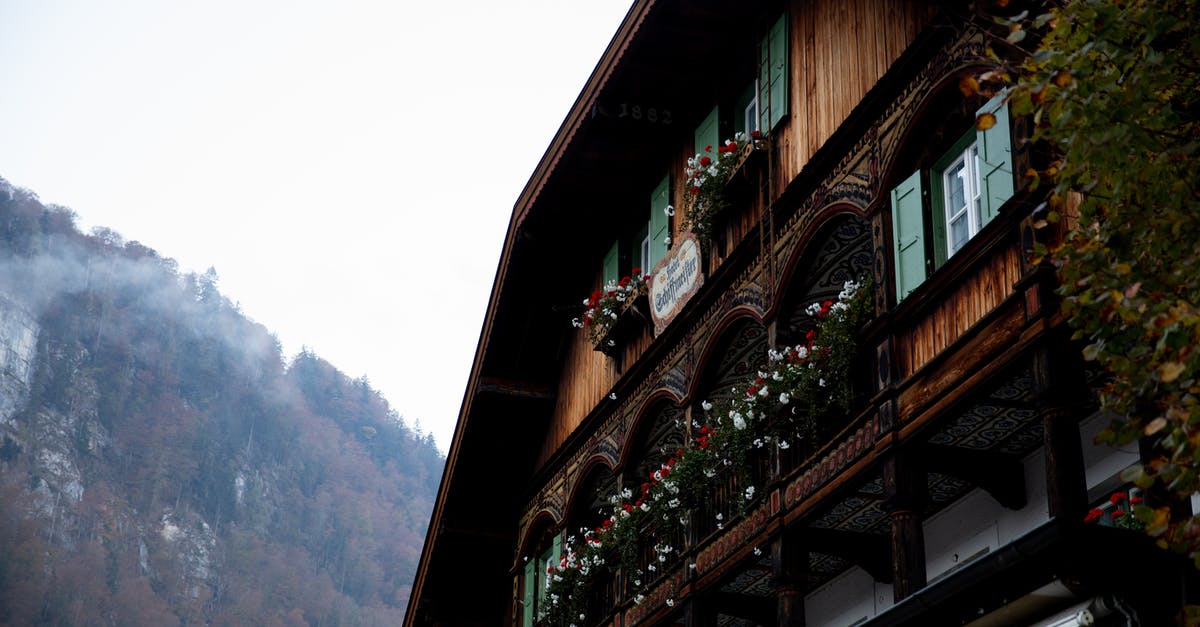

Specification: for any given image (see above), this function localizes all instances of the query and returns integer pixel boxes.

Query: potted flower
[681,130,766,246]
[573,270,652,356]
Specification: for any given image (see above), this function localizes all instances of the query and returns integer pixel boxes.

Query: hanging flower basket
[573,272,652,356]
[681,130,766,247]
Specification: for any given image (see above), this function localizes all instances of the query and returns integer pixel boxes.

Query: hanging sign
[649,232,704,336]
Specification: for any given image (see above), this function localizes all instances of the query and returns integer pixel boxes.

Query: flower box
[724,136,769,188]
[594,292,650,357]
[574,272,652,357]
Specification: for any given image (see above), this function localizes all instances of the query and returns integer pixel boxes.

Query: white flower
[609,392,618,400]
[716,512,724,521]
[778,439,791,450]
[745,486,756,499]
[648,564,656,572]
[758,386,769,397]
[610,312,618,319]
[796,346,808,359]
[754,438,763,448]
[635,594,645,605]
[664,204,675,216]
[772,371,783,381]
[607,339,616,347]
[689,562,697,570]
[664,235,672,245]
[621,487,632,499]
[805,302,822,316]
[704,468,716,478]
[583,298,591,306]
[819,378,826,388]
[666,599,675,607]
[701,400,713,411]
[754,547,763,556]
[731,412,747,430]
[640,502,650,512]
[668,498,680,508]
[779,392,790,404]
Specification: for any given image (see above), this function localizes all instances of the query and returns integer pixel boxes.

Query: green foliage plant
[985,0,1200,565]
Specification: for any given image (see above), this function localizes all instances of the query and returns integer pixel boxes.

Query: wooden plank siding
[896,241,1024,379]
[775,0,935,194]
[538,0,935,467]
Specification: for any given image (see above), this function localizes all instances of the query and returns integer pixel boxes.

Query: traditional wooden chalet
[406,1,1195,625]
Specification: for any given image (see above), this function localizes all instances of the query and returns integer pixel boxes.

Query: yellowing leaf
[959,75,980,97]
[1125,282,1142,298]
[1053,70,1072,87]
[1113,263,1131,275]
[1160,361,1187,383]
[976,112,997,131]
[1145,416,1168,435]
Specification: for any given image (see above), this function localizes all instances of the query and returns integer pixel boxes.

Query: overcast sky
[0,0,633,451]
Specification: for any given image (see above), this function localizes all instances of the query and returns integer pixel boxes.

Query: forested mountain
[0,178,444,625]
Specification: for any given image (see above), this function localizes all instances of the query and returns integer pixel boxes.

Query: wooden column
[773,533,807,627]
[885,452,927,601]
[1033,344,1089,522]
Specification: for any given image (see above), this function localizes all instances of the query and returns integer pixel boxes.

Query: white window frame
[744,79,760,135]
[940,141,981,258]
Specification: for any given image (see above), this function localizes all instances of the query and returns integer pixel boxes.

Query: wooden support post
[885,452,927,602]
[1033,345,1089,522]
[773,533,807,627]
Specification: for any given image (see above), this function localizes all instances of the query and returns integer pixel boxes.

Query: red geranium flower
[750,130,762,139]
[1083,508,1104,524]
[704,145,712,152]
[1132,496,1144,504]
[1113,509,1127,518]
[699,156,712,167]
[632,267,642,275]
[1110,492,1127,505]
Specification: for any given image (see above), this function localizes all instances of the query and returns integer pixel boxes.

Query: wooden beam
[773,534,807,627]
[803,527,892,584]
[1032,345,1088,522]
[885,453,927,601]
[921,444,1027,510]
[475,377,555,400]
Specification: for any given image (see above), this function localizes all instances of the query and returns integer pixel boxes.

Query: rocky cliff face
[0,291,37,428]
[0,178,444,625]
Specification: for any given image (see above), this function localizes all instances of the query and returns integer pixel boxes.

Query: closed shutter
[759,13,789,131]
[649,175,671,270]
[891,169,926,301]
[602,240,619,286]
[977,92,1014,224]
[522,560,536,626]
[694,106,720,157]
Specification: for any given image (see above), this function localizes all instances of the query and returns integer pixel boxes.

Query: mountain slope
[0,178,444,625]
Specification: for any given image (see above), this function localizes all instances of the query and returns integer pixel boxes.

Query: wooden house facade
[406,1,1194,625]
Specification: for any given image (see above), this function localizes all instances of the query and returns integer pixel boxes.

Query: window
[891,92,1014,302]
[521,531,562,626]
[936,136,981,258]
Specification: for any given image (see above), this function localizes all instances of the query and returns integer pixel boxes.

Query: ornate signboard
[649,232,704,336]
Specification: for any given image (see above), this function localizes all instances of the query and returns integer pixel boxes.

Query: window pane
[950,214,968,252]
[948,161,967,216]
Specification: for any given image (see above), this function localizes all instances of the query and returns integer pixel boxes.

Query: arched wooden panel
[778,214,872,347]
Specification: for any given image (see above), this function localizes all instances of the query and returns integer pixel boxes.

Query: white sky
[0,0,633,451]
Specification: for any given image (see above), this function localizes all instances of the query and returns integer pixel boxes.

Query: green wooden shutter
[694,106,720,157]
[649,175,670,270]
[759,13,789,131]
[891,169,926,301]
[977,93,1014,224]
[551,533,563,571]
[522,560,536,626]
[602,240,619,286]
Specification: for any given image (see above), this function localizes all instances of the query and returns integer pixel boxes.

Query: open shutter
[694,106,720,157]
[759,13,789,131]
[891,169,926,301]
[551,533,563,570]
[602,240,619,286]
[649,175,671,271]
[522,560,536,626]
[977,92,1014,224]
